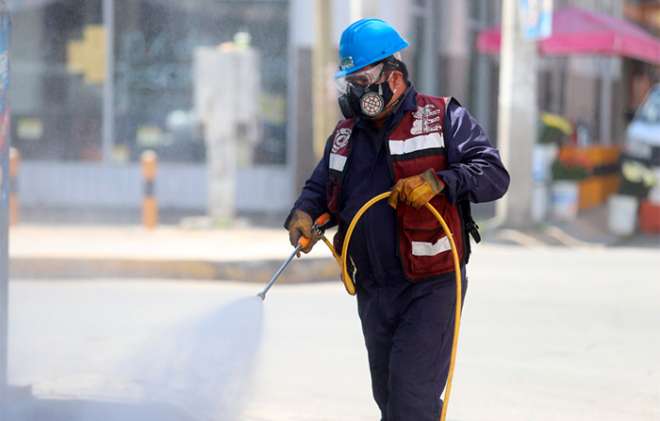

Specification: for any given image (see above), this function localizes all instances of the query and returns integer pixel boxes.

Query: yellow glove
[388,169,445,209]
[287,209,320,255]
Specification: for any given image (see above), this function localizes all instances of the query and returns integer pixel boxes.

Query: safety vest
[326,94,464,282]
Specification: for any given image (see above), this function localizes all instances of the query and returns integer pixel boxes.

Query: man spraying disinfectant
[284,19,509,420]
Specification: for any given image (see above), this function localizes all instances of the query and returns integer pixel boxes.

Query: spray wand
[257,192,463,421]
[257,213,333,300]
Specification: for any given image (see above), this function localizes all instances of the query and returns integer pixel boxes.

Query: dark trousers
[357,273,468,421]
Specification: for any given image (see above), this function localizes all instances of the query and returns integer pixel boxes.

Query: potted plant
[533,113,573,222]
[609,157,656,235]
[551,159,589,221]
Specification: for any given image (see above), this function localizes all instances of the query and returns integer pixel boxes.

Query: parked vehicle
[626,84,660,164]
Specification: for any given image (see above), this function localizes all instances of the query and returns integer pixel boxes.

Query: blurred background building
[6,0,660,225]
[10,0,290,217]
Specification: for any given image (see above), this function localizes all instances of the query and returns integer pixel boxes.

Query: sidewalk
[484,206,660,248]
[9,225,340,283]
[9,208,658,281]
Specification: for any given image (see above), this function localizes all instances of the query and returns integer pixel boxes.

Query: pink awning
[477,6,660,65]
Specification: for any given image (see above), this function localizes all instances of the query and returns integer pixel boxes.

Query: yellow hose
[327,192,462,421]
[322,236,341,262]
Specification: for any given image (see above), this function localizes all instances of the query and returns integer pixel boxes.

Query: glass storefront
[9,0,289,164]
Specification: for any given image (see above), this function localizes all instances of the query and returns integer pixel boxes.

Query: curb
[10,256,341,284]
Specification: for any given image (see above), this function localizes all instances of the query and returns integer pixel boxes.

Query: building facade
[10,0,291,214]
[9,0,658,218]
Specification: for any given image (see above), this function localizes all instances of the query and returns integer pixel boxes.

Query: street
[6,244,660,421]
[4,2,660,421]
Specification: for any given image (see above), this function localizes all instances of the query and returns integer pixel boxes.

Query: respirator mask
[336,62,395,119]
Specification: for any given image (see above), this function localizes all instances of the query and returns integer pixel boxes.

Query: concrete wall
[288,0,314,195]
[18,162,292,213]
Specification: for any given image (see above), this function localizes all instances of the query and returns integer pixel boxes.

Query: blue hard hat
[336,18,409,79]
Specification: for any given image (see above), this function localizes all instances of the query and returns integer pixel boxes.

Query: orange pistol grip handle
[298,236,312,250]
[314,212,331,228]
[297,212,332,250]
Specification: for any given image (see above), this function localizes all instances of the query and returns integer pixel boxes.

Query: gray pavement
[9,225,339,282]
[5,244,660,420]
[9,225,298,262]
[10,221,659,283]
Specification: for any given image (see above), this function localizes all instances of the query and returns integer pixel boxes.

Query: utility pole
[102,0,114,162]
[474,0,492,133]
[350,0,380,20]
[418,0,438,95]
[312,0,334,158]
[0,0,10,413]
[495,0,538,227]
[599,57,613,145]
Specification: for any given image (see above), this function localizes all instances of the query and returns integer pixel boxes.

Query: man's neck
[371,117,387,129]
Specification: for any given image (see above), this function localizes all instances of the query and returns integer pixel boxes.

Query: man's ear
[389,70,406,93]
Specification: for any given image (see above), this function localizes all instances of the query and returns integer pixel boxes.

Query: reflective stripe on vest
[411,237,451,256]
[329,153,348,172]
[388,132,445,156]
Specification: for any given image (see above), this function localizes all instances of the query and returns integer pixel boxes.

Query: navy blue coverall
[286,86,509,420]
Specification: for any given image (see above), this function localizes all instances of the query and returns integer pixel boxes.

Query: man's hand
[388,169,445,209]
[287,209,320,254]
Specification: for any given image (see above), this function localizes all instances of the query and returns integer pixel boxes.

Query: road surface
[6,244,660,420]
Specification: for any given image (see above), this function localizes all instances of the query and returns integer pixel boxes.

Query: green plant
[551,160,589,181]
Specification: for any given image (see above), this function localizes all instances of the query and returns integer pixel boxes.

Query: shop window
[10,0,289,164]
[10,0,103,161]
